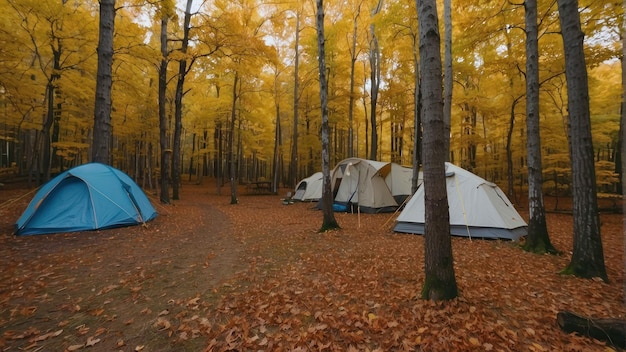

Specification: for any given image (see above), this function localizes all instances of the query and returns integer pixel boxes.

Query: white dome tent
[293,172,323,202]
[394,163,527,240]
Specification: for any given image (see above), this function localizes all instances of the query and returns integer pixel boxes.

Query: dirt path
[0,184,247,351]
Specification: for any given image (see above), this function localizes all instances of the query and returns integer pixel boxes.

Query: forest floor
[0,179,624,352]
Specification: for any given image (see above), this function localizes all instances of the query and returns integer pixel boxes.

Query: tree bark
[412,33,422,194]
[523,0,557,254]
[417,0,458,301]
[289,10,300,188]
[368,0,382,161]
[442,0,452,161]
[348,5,361,158]
[316,0,340,232]
[616,1,626,206]
[158,14,170,204]
[172,0,193,200]
[229,73,239,204]
[272,91,281,193]
[557,311,626,348]
[92,0,115,164]
[557,0,607,281]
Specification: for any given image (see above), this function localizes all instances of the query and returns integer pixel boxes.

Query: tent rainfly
[394,162,527,240]
[15,163,157,235]
[330,158,414,213]
[293,172,323,202]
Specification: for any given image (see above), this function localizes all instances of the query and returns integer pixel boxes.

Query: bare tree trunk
[229,73,239,204]
[505,97,522,202]
[442,0,452,161]
[348,3,362,158]
[216,120,223,195]
[412,33,422,194]
[368,0,382,161]
[158,14,171,204]
[316,0,339,232]
[42,81,56,181]
[272,97,281,193]
[417,0,458,301]
[92,0,115,165]
[615,0,626,198]
[171,0,193,200]
[523,0,557,254]
[188,131,195,182]
[289,10,301,189]
[619,0,626,304]
[558,0,607,281]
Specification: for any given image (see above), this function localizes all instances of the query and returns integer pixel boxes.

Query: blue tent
[15,163,157,235]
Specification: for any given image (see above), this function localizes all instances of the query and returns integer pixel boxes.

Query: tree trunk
[272,97,281,193]
[368,0,382,161]
[442,0,452,161]
[505,97,521,202]
[92,0,115,164]
[289,10,301,189]
[188,132,195,182]
[412,33,422,194]
[557,0,607,281]
[172,0,193,200]
[216,120,223,195]
[158,15,170,204]
[523,0,557,254]
[42,81,56,181]
[316,0,339,232]
[615,1,626,199]
[348,5,361,158]
[557,311,626,348]
[229,73,239,204]
[417,0,458,301]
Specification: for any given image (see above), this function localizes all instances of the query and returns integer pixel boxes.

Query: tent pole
[380,193,413,229]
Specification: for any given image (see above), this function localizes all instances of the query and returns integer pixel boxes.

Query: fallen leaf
[85,336,100,347]
[29,329,62,342]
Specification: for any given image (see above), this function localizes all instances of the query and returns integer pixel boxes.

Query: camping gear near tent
[293,172,323,201]
[330,158,414,213]
[15,163,157,236]
[394,162,527,240]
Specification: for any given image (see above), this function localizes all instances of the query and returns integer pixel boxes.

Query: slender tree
[289,10,301,188]
[229,72,239,205]
[442,0,452,161]
[272,68,282,194]
[316,0,340,232]
[621,2,626,301]
[616,0,626,198]
[417,0,458,301]
[158,4,172,204]
[92,0,115,164]
[348,1,363,158]
[411,24,422,194]
[522,0,558,254]
[172,0,194,200]
[368,0,382,160]
[557,0,608,281]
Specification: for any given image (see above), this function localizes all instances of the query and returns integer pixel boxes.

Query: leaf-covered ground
[0,181,624,351]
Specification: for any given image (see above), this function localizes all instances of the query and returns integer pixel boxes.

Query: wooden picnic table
[247,181,272,194]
